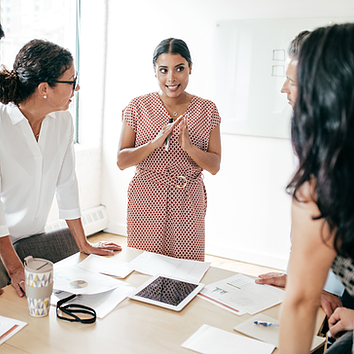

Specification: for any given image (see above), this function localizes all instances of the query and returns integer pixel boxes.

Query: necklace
[160,92,187,117]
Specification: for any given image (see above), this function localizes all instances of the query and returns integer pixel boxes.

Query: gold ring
[176,176,187,189]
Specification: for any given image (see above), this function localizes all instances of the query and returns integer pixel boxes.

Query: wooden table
[0,247,326,354]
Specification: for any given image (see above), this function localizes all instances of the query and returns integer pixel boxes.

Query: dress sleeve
[123,100,138,133]
[211,103,221,131]
[55,112,81,220]
[0,167,10,237]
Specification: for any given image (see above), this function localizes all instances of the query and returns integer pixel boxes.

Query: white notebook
[182,324,275,354]
[233,314,326,352]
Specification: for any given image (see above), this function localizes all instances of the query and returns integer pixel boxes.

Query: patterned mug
[24,256,53,317]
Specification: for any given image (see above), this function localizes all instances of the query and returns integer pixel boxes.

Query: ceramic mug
[24,256,53,317]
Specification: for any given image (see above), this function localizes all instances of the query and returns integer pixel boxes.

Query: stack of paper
[78,254,133,279]
[127,251,210,282]
[182,324,275,354]
[54,265,126,295]
[53,263,135,318]
[51,286,134,319]
[199,273,285,315]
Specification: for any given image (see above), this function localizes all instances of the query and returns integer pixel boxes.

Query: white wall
[101,0,354,270]
[47,0,107,222]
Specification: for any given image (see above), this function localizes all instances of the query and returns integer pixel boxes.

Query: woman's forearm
[185,144,220,175]
[279,296,319,353]
[117,141,157,170]
[0,236,23,275]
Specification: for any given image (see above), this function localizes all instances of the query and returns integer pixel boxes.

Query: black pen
[165,117,174,152]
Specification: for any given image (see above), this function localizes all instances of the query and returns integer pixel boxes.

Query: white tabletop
[0,247,325,354]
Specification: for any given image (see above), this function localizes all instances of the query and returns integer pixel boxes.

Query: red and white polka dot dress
[123,92,221,261]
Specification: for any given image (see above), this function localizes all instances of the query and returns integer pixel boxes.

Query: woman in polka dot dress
[117,38,221,261]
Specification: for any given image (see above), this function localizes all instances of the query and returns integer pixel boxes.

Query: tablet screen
[131,275,204,311]
[136,276,198,306]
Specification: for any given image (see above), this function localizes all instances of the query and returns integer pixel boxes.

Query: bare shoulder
[292,179,322,222]
[291,178,335,250]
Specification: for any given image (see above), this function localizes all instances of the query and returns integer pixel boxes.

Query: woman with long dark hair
[279,23,354,353]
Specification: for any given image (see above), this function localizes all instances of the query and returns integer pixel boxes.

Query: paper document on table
[0,315,27,345]
[52,285,135,318]
[199,273,285,315]
[234,314,326,351]
[78,254,133,278]
[182,324,275,354]
[54,265,125,295]
[127,251,210,282]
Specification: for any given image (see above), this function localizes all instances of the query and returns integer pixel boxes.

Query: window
[0,0,80,142]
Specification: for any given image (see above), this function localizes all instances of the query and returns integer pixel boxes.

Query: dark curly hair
[287,23,354,258]
[0,39,73,105]
[152,38,192,67]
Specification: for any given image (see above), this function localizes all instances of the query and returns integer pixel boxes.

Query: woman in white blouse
[0,39,121,297]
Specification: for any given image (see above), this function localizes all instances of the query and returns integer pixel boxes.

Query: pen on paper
[0,324,19,341]
[164,117,174,152]
[254,321,279,327]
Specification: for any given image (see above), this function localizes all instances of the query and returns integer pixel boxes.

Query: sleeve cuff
[58,208,81,220]
[323,269,345,296]
[0,225,10,237]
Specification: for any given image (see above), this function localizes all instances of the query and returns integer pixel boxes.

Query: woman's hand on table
[255,272,287,287]
[256,272,342,317]
[80,241,122,256]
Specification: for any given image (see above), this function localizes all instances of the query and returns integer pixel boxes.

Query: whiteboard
[213,17,354,139]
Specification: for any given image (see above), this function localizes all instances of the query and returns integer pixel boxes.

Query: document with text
[199,273,285,315]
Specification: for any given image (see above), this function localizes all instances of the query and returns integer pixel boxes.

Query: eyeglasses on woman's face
[51,71,78,90]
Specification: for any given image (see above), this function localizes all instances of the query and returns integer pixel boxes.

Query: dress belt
[135,168,203,189]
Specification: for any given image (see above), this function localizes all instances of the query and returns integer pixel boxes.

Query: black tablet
[130,275,204,311]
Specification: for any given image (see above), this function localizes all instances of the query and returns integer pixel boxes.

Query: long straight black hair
[287,23,354,258]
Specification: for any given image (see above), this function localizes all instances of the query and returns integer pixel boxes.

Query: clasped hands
[152,115,191,152]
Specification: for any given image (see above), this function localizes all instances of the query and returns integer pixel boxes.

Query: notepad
[182,324,275,354]
[234,314,326,351]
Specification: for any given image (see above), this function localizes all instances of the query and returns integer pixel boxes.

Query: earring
[43,95,47,99]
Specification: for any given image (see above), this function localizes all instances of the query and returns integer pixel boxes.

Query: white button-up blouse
[0,103,81,242]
